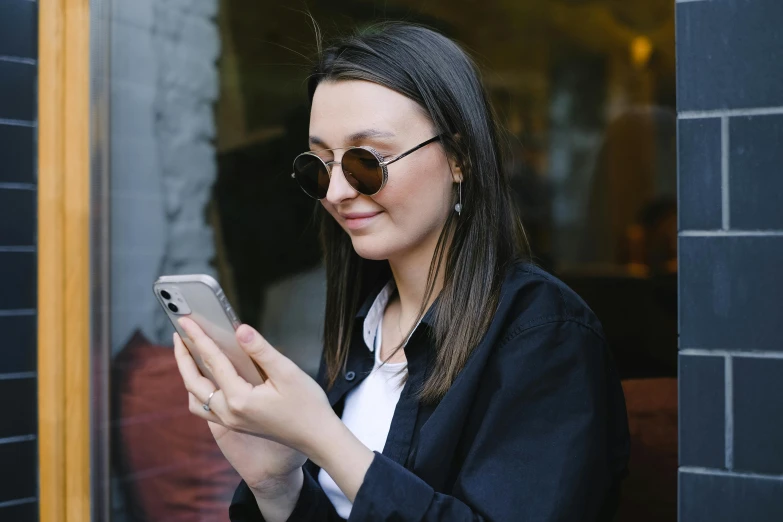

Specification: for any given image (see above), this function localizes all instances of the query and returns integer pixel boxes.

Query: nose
[324,160,359,205]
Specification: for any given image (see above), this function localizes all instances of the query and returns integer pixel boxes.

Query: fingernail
[237,325,254,343]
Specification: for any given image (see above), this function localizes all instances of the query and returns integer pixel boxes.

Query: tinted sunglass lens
[342,148,383,195]
[293,154,329,199]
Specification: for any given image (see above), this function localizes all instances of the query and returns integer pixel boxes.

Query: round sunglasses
[291,136,441,200]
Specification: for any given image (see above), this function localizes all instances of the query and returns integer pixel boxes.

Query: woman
[173,23,630,522]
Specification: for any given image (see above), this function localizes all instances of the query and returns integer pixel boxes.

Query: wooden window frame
[38,0,92,521]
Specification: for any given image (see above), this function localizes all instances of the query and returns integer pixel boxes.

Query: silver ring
[203,389,217,412]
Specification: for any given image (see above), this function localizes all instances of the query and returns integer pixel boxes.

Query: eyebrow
[309,129,396,149]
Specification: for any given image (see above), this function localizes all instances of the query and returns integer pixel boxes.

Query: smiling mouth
[341,211,382,230]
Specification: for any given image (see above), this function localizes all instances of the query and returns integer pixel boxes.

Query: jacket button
[345,371,356,381]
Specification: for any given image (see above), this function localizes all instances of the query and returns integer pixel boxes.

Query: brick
[678,118,722,230]
[680,236,783,351]
[679,354,725,468]
[0,315,36,374]
[0,252,36,310]
[0,124,35,184]
[733,357,783,474]
[680,471,783,522]
[0,189,35,246]
[0,501,36,522]
[0,0,37,59]
[0,62,35,122]
[0,378,36,439]
[729,115,783,229]
[0,440,36,503]
[676,0,783,111]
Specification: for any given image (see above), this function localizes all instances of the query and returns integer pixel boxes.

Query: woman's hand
[207,421,305,494]
[173,317,336,467]
[174,317,376,506]
[173,329,307,495]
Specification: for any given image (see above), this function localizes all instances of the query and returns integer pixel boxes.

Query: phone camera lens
[167,302,179,313]
[160,290,171,300]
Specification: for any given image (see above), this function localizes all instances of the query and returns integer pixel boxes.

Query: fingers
[173,332,213,393]
[178,317,251,398]
[174,333,231,421]
[236,324,295,380]
[187,391,224,423]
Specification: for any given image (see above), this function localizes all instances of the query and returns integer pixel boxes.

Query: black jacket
[230,262,630,521]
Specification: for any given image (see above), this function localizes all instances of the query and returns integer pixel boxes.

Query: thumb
[236,324,288,378]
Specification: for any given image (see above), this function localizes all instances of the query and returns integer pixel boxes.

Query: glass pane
[96,1,677,520]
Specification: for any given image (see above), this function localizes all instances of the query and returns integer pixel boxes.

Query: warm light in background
[630,35,654,69]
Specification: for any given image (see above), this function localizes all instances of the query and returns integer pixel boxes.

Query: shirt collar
[361,280,397,351]
[357,279,438,352]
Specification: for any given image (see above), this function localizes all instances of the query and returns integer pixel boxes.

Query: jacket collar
[325,280,438,409]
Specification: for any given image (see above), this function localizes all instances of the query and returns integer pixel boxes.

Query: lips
[340,211,382,220]
[339,210,383,230]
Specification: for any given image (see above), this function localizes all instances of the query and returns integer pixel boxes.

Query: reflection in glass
[96,1,678,521]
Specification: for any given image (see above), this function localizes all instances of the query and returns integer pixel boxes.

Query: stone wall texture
[676,0,783,520]
[110,0,221,351]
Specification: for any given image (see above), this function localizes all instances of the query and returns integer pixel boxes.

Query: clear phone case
[153,274,265,386]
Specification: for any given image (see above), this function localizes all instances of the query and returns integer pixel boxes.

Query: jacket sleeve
[347,319,627,522]
[229,463,342,522]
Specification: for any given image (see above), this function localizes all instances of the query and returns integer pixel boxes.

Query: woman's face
[309,80,459,262]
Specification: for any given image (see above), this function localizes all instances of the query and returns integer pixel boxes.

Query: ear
[448,133,464,184]
[449,156,464,184]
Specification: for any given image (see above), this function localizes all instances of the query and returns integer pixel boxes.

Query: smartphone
[153,274,265,386]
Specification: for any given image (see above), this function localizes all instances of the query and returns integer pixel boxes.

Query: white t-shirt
[318,281,414,519]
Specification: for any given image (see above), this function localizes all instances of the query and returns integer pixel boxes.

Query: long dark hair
[311,22,529,404]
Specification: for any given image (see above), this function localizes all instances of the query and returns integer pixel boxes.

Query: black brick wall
[677,0,783,520]
[0,0,39,520]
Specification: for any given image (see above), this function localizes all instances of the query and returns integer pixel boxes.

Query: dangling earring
[454,181,462,216]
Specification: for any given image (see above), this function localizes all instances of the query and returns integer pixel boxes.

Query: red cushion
[112,330,241,522]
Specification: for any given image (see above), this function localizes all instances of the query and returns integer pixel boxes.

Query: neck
[387,230,448,324]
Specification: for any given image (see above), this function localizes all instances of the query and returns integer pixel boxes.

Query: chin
[348,234,398,261]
